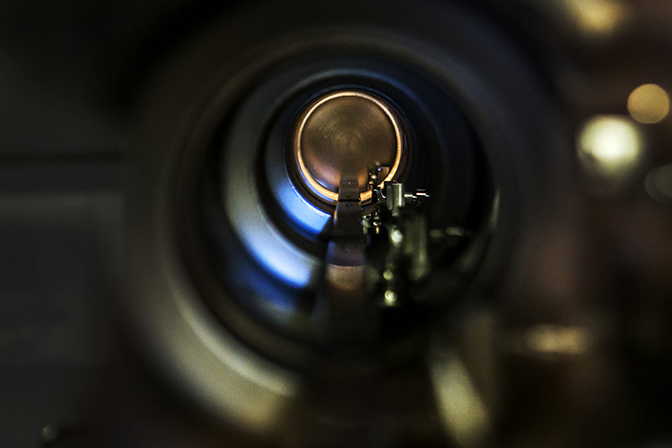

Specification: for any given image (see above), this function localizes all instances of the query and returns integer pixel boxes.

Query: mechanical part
[386,182,405,217]
[314,179,372,342]
[362,182,435,307]
[126,0,562,444]
[291,91,404,203]
[7,0,672,446]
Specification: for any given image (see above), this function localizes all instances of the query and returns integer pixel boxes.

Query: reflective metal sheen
[292,91,403,203]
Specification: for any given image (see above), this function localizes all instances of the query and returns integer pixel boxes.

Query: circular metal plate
[292,91,403,202]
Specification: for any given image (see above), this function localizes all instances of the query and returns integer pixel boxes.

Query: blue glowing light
[273,173,331,236]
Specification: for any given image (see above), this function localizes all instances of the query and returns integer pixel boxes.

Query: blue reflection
[228,248,301,312]
[274,175,331,236]
[234,200,319,289]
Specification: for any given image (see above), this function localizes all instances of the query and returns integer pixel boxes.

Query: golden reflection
[525,325,593,355]
[577,115,644,179]
[559,0,628,36]
[628,84,671,124]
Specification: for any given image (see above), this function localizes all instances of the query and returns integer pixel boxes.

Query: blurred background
[1,0,671,447]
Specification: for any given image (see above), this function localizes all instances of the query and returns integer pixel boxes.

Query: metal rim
[292,90,404,203]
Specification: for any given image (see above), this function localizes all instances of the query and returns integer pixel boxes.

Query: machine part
[213,49,492,342]
[126,0,563,444]
[362,182,435,306]
[291,91,404,203]
[386,182,406,217]
[7,0,672,446]
[314,179,374,342]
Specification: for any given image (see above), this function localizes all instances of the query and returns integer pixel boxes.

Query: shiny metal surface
[292,91,403,203]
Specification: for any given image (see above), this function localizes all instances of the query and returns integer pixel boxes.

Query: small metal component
[291,91,404,203]
[403,214,430,282]
[386,182,405,217]
[333,179,363,237]
[361,181,438,306]
[405,188,429,207]
[315,179,374,340]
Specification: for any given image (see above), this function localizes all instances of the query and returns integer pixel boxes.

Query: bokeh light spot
[628,84,670,124]
[560,0,627,36]
[645,163,672,203]
[577,115,644,181]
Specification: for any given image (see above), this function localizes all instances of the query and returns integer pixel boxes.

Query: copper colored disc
[292,91,403,203]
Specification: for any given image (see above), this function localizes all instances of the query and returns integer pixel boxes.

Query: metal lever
[313,180,377,342]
